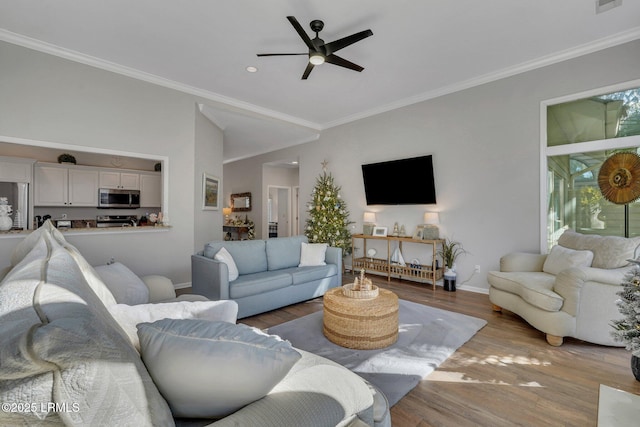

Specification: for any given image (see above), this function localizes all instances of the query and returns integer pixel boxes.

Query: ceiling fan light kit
[257,16,373,80]
[309,53,325,65]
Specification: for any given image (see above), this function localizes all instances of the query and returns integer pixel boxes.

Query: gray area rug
[268,299,487,406]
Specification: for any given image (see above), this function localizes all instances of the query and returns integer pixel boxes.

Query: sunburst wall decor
[598,152,640,204]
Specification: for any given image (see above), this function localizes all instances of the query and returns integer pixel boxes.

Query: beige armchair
[488,230,640,346]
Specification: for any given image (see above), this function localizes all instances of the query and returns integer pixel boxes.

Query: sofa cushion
[266,235,308,270]
[94,261,150,305]
[282,264,338,286]
[214,349,375,427]
[214,247,239,281]
[8,219,63,266]
[542,245,594,275]
[12,220,119,308]
[0,229,173,426]
[229,270,293,299]
[137,319,301,419]
[558,229,640,269]
[299,242,328,267]
[204,240,267,275]
[486,271,562,312]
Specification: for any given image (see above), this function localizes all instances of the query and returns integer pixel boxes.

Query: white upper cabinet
[99,171,139,190]
[34,163,161,208]
[68,169,99,206]
[0,157,34,183]
[35,164,99,206]
[140,173,162,207]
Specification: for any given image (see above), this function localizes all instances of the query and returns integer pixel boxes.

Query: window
[542,81,640,250]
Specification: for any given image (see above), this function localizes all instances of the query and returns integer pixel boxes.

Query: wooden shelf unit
[351,234,444,290]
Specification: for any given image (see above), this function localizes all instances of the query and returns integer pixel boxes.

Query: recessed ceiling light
[246,66,258,73]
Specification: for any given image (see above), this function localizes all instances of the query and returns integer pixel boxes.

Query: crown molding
[322,27,640,129]
[2,26,639,133]
[0,29,322,132]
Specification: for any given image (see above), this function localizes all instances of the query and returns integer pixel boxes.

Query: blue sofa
[191,235,342,318]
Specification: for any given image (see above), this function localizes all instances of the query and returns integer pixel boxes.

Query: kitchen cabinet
[35,164,99,206]
[99,171,139,190]
[0,156,34,183]
[140,173,161,207]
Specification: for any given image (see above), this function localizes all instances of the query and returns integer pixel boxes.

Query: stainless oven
[98,188,140,209]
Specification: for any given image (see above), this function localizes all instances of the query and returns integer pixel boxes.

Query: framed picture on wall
[372,226,388,237]
[202,173,220,211]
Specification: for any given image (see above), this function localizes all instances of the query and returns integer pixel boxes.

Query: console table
[223,224,249,240]
[351,234,444,290]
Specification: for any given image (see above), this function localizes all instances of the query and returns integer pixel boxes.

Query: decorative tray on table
[342,270,379,299]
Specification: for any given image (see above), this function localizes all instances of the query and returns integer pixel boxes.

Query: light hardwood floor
[182,273,640,426]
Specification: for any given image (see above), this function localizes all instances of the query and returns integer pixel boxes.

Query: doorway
[293,186,300,235]
[268,186,291,237]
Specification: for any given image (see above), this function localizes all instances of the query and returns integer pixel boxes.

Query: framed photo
[202,173,220,210]
[412,225,425,240]
[372,226,388,237]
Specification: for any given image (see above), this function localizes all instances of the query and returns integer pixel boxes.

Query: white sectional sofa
[0,221,390,427]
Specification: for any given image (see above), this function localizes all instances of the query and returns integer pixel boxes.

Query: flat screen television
[361,155,436,205]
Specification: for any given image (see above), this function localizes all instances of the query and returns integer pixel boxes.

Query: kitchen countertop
[0,224,171,239]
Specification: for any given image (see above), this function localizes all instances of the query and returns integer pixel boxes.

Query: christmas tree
[612,261,640,357]
[305,162,353,254]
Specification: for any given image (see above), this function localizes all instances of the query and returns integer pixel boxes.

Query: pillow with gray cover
[137,319,301,419]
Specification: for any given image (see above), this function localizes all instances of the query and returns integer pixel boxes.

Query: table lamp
[223,207,232,224]
[423,212,440,239]
[363,212,376,235]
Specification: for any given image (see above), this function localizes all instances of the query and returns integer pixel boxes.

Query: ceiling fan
[257,16,373,80]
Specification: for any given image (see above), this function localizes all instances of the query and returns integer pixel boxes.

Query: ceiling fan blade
[257,53,308,57]
[287,16,317,51]
[324,29,373,55]
[325,54,364,72]
[301,62,314,80]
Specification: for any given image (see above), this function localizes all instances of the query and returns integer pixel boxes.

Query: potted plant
[57,153,77,164]
[611,260,640,381]
[437,238,467,292]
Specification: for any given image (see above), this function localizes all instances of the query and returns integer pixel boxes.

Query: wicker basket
[341,283,379,299]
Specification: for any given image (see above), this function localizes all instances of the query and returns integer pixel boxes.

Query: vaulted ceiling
[1,0,639,162]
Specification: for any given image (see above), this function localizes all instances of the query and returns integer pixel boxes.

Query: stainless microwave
[98,188,140,209]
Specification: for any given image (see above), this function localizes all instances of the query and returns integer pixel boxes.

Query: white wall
[0,41,223,284]
[224,40,640,292]
[194,105,225,252]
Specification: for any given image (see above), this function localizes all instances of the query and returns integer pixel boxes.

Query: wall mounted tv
[361,155,437,205]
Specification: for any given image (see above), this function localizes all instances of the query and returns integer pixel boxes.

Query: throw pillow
[542,245,594,275]
[109,300,238,350]
[215,247,239,281]
[94,262,150,305]
[137,319,301,419]
[298,242,328,267]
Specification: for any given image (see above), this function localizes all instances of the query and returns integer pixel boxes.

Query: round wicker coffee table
[322,287,399,350]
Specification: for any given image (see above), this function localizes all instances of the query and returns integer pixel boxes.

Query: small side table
[323,287,399,350]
